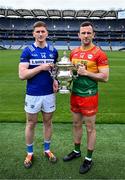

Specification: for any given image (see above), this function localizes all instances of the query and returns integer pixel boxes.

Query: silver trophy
[56,51,74,93]
[49,51,74,93]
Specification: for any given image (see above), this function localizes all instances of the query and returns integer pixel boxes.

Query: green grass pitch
[0,49,125,123]
[0,49,125,179]
[0,123,125,179]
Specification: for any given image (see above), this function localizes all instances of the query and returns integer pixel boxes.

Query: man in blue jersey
[19,21,59,168]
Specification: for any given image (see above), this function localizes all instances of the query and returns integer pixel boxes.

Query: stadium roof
[0,8,119,19]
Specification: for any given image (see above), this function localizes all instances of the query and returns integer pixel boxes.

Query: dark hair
[80,21,94,31]
[33,21,48,31]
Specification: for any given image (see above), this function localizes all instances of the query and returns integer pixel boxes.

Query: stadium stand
[0,8,125,50]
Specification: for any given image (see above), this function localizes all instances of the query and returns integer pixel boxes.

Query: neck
[81,43,94,51]
[35,41,47,48]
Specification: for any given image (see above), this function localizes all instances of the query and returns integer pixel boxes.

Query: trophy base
[59,89,70,94]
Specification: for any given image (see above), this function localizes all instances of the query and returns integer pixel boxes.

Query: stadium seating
[0,17,125,50]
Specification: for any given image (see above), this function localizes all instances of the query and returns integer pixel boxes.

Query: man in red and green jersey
[63,21,109,174]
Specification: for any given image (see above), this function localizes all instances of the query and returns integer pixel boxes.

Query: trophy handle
[67,79,73,92]
[49,65,58,80]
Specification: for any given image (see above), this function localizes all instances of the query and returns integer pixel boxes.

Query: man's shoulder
[23,44,35,53]
[27,44,36,52]
[93,46,108,63]
[92,45,106,56]
[47,44,58,53]
[71,47,80,54]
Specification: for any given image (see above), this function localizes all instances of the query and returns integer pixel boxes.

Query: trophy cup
[56,51,74,94]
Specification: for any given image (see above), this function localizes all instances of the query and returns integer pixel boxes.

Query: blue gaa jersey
[20,43,58,96]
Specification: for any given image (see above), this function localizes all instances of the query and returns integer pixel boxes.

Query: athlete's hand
[77,65,87,76]
[53,79,59,93]
[39,63,54,71]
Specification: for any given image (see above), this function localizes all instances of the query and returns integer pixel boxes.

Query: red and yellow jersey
[70,45,109,96]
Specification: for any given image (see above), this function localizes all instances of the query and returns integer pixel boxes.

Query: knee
[73,120,82,128]
[27,120,37,129]
[86,123,96,133]
[44,119,52,128]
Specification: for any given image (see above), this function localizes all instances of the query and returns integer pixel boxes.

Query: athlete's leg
[42,111,57,162]
[84,114,96,151]
[72,112,83,144]
[24,113,38,168]
[41,93,56,150]
[79,115,96,174]
[25,113,38,145]
[24,95,40,145]
[63,112,83,162]
[63,94,83,162]
[42,112,53,141]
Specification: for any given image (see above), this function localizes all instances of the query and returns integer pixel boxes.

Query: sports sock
[74,143,81,153]
[44,140,51,152]
[86,149,93,160]
[26,143,33,155]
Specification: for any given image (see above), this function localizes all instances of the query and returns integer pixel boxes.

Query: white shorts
[24,94,56,114]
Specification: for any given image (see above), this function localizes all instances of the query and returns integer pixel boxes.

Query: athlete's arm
[87,67,109,82]
[19,62,54,80]
[77,65,109,82]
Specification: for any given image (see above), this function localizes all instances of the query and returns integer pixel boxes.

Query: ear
[78,32,80,39]
[93,32,95,38]
[32,31,35,38]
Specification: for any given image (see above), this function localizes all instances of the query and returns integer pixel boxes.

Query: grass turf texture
[0,123,125,179]
[0,50,125,123]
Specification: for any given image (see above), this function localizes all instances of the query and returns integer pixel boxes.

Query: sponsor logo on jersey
[31,105,35,109]
[49,53,54,58]
[30,59,54,65]
[88,54,93,59]
[40,53,46,58]
[32,53,38,57]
